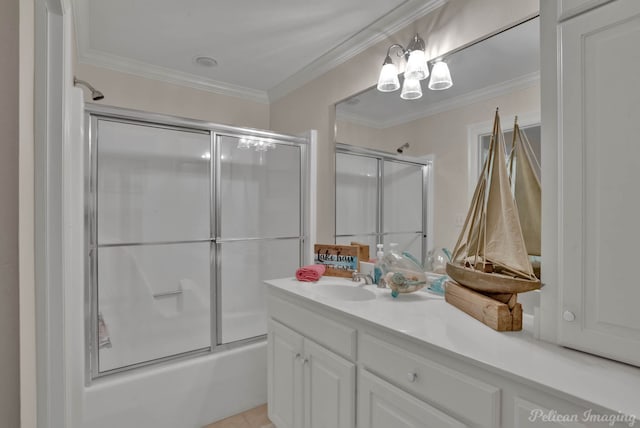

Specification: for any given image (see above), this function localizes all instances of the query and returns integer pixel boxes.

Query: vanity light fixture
[404,34,429,80]
[377,45,403,92]
[376,34,453,99]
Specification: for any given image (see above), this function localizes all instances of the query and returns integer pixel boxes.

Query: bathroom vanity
[265,277,640,428]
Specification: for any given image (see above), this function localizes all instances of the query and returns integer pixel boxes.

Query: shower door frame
[334,143,434,266]
[84,104,310,380]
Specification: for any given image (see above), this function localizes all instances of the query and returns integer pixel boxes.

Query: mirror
[335,17,540,255]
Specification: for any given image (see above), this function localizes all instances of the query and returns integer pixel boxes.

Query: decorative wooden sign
[314,244,361,278]
[350,242,369,266]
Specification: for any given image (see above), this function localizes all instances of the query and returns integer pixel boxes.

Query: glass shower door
[335,153,379,252]
[94,119,212,374]
[335,146,430,265]
[383,160,426,263]
[217,135,303,344]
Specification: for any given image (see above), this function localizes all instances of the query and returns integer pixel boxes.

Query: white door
[268,320,304,428]
[559,0,640,366]
[357,369,466,428]
[304,339,355,428]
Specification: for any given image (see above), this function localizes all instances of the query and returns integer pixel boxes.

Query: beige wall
[1,0,21,425]
[269,0,539,245]
[74,62,270,130]
[340,84,540,251]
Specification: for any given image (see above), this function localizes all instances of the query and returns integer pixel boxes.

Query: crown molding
[335,109,383,129]
[72,0,269,103]
[72,0,447,104]
[76,49,270,104]
[267,0,448,102]
[338,71,540,129]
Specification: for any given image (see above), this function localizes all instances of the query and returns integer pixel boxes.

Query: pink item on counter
[295,264,326,282]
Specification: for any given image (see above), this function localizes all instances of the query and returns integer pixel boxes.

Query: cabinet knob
[406,372,417,383]
[563,310,576,322]
[302,358,309,365]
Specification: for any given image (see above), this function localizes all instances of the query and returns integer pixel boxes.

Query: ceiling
[72,0,447,103]
[336,16,540,128]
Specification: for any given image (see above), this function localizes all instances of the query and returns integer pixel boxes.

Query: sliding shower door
[335,145,431,265]
[87,107,308,378]
[383,160,425,258]
[92,118,212,374]
[216,135,303,344]
[335,153,379,252]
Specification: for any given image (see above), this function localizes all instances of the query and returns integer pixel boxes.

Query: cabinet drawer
[359,334,500,428]
[268,295,356,360]
[359,368,466,428]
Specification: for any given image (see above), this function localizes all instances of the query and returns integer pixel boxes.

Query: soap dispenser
[374,244,385,287]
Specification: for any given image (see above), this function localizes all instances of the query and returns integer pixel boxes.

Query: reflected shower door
[217,135,303,344]
[335,148,429,265]
[335,153,378,253]
[383,160,425,262]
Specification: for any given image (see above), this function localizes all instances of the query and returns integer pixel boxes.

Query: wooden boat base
[446,262,541,294]
[445,281,523,331]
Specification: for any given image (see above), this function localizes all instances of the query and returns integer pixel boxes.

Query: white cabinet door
[304,339,355,428]
[268,320,356,428]
[268,320,304,428]
[358,369,466,428]
[559,0,640,366]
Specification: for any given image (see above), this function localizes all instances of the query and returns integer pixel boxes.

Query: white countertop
[265,276,640,419]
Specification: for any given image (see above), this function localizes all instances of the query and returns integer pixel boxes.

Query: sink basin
[309,284,376,301]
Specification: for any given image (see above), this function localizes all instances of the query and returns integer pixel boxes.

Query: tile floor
[203,404,273,428]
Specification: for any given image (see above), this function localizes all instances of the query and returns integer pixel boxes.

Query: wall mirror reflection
[334,16,540,271]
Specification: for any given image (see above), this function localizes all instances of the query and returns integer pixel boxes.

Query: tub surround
[265,277,640,426]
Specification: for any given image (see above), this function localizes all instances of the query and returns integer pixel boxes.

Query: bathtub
[82,341,267,428]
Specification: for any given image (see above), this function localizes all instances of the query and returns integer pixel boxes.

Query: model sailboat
[446,110,541,294]
[508,118,541,277]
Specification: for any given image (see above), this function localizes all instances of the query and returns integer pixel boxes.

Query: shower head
[74,77,104,101]
[396,142,410,154]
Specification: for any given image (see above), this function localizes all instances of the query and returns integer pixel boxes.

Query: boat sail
[508,118,541,268]
[446,109,540,293]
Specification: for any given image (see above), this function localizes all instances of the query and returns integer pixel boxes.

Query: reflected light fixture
[376,34,453,99]
[237,137,276,152]
[428,60,453,90]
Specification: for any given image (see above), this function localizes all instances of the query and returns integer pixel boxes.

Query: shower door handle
[152,289,183,298]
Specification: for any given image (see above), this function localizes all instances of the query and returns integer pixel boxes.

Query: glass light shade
[400,78,422,100]
[428,61,453,90]
[377,62,400,92]
[404,50,429,80]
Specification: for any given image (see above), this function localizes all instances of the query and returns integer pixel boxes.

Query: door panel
[97,119,210,244]
[559,0,640,365]
[305,339,355,428]
[268,320,304,428]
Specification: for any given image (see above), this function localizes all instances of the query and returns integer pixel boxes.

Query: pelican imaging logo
[528,409,636,426]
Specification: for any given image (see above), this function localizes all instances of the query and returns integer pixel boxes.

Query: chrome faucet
[352,271,374,285]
